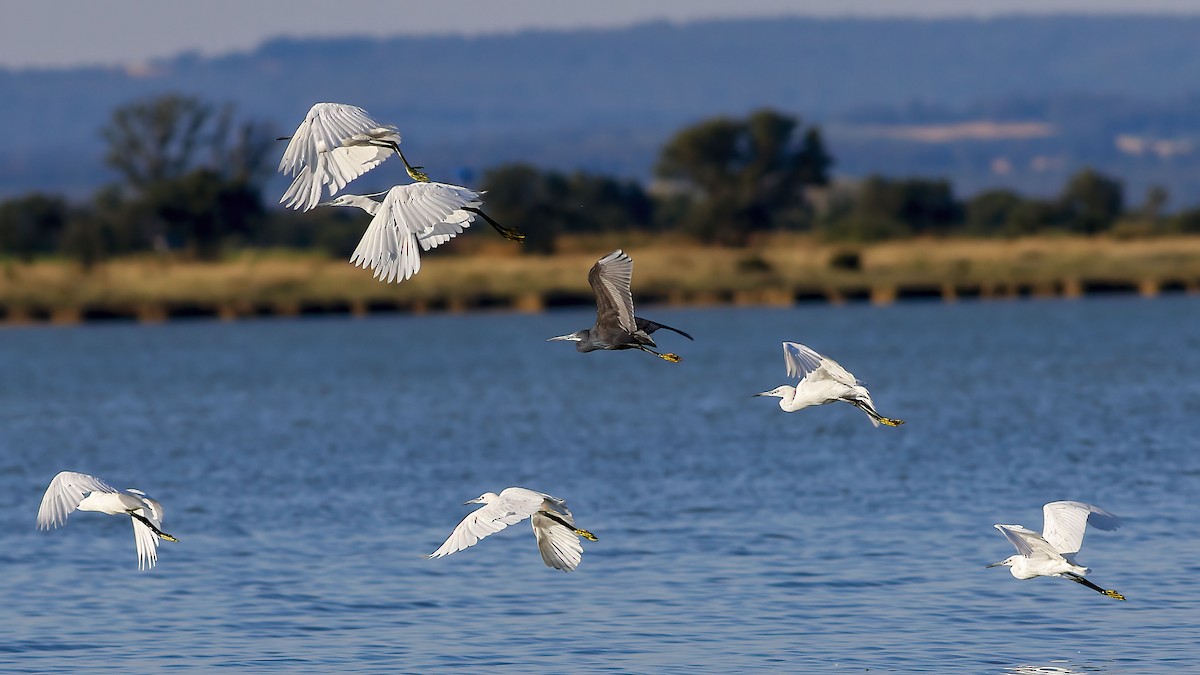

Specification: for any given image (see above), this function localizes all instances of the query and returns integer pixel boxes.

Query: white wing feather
[429,488,548,559]
[278,103,401,211]
[125,491,168,571]
[995,523,1062,560]
[783,342,859,386]
[36,471,118,530]
[130,513,160,571]
[1041,501,1120,556]
[532,512,584,571]
[349,182,482,284]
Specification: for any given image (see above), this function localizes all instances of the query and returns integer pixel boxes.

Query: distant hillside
[4,15,1200,203]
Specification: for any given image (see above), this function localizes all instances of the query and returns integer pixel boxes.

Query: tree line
[2,94,1199,267]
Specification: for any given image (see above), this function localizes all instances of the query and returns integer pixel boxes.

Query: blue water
[1,296,1198,673]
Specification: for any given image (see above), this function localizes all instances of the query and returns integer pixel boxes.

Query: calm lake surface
[1,296,1197,673]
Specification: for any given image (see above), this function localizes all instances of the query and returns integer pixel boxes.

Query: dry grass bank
[1,235,1198,321]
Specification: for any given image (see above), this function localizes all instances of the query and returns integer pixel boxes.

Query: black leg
[463,207,525,242]
[128,511,179,542]
[1064,572,1124,600]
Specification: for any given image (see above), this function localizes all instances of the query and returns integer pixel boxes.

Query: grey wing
[532,512,584,571]
[588,250,636,334]
[634,317,694,340]
[1041,501,1120,555]
[995,523,1059,559]
[36,471,118,530]
[428,488,545,559]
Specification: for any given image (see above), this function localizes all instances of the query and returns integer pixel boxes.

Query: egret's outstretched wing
[36,471,118,530]
[350,182,482,283]
[278,103,399,211]
[995,524,1061,560]
[588,250,637,334]
[1041,501,1121,556]
[429,488,549,559]
[124,491,168,571]
[532,512,584,571]
[782,342,859,386]
[129,513,161,570]
[416,209,476,251]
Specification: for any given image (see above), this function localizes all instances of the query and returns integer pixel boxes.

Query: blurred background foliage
[2,93,1198,268]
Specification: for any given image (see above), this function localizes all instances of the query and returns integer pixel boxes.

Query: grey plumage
[547,250,692,362]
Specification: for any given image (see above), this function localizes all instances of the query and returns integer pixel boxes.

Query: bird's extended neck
[776,385,801,410]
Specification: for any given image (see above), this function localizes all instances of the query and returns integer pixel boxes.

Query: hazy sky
[3,0,1197,68]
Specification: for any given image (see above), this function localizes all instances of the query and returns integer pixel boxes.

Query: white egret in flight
[278,102,430,211]
[547,250,693,362]
[36,471,178,571]
[321,182,524,283]
[989,500,1125,600]
[430,487,597,572]
[755,342,903,426]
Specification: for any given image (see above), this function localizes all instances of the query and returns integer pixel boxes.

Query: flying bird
[755,342,903,426]
[989,500,1125,600]
[36,471,178,571]
[547,250,693,362]
[321,182,523,283]
[430,487,597,572]
[277,102,430,211]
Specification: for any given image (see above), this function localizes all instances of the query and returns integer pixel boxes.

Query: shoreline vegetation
[3,234,1197,325]
[6,100,1200,326]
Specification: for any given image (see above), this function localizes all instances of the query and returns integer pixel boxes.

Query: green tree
[965,189,1023,236]
[0,194,69,261]
[480,165,655,254]
[655,109,831,245]
[824,175,961,241]
[100,94,274,259]
[1060,168,1123,233]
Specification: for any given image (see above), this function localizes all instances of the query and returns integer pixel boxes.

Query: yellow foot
[406,166,431,183]
[575,528,598,541]
[659,353,681,363]
[1104,589,1126,600]
[501,229,526,242]
[160,533,180,543]
[880,417,905,427]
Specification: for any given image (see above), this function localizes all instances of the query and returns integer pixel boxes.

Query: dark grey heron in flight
[548,250,693,362]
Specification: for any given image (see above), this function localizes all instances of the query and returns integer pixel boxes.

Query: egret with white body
[36,471,178,570]
[989,500,1125,600]
[430,487,597,571]
[278,102,430,211]
[755,342,903,426]
[321,182,523,283]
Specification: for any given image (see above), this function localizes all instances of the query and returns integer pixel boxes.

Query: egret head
[319,195,357,208]
[986,555,1019,569]
[754,385,791,399]
[465,492,499,506]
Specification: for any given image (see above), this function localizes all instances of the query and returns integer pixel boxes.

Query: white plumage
[323,182,484,284]
[430,487,597,572]
[36,471,178,571]
[755,342,904,427]
[277,102,428,211]
[989,500,1124,600]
